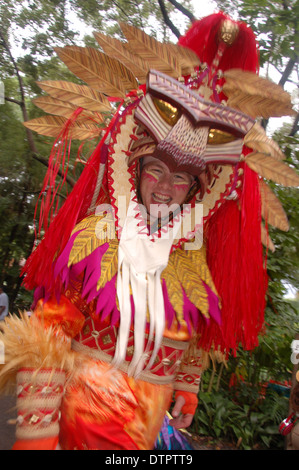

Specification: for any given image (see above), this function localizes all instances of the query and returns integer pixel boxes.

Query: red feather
[178,12,259,74]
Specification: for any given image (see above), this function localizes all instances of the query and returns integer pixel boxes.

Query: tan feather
[223,69,295,118]
[55,46,127,97]
[33,95,104,123]
[37,80,111,113]
[84,46,138,90]
[24,115,102,140]
[93,32,148,84]
[261,223,275,252]
[166,43,200,75]
[24,115,69,137]
[224,69,293,104]
[259,179,289,231]
[119,22,181,78]
[244,123,286,160]
[0,313,75,393]
[246,152,299,187]
[225,89,296,118]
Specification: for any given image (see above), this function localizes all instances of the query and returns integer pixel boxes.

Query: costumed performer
[0,12,298,450]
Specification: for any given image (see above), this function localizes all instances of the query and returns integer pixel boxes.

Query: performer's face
[139,157,195,219]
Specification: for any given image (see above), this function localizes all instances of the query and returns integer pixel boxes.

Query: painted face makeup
[139,157,195,220]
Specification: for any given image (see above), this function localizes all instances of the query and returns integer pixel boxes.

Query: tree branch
[289,112,299,137]
[278,56,298,88]
[4,96,23,106]
[166,0,196,23]
[158,0,181,39]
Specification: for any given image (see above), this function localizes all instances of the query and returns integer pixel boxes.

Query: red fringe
[22,133,109,292]
[178,12,259,73]
[35,108,84,236]
[202,163,268,354]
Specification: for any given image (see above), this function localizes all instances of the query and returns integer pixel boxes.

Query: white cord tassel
[144,267,165,371]
[127,266,148,376]
[113,250,131,368]
[113,196,183,377]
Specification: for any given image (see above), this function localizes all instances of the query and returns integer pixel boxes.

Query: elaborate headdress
[22,13,298,371]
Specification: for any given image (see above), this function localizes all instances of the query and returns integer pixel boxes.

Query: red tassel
[35,108,85,236]
[202,163,267,354]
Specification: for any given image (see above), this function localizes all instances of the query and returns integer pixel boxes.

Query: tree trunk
[0,29,75,188]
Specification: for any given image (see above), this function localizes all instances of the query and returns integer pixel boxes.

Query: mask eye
[153,98,181,126]
[208,129,237,145]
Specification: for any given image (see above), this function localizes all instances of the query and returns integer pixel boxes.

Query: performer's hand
[169,394,194,429]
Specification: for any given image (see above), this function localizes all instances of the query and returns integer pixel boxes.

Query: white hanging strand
[114,195,183,377]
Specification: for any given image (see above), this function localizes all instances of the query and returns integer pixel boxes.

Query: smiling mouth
[152,193,172,204]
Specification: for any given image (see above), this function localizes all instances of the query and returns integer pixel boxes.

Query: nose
[157,173,173,191]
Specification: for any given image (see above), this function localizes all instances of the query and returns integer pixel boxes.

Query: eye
[153,98,181,126]
[144,165,163,176]
[173,174,190,184]
[150,166,163,174]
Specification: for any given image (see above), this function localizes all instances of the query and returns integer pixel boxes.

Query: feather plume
[161,256,184,322]
[0,314,75,394]
[224,69,293,103]
[37,80,112,112]
[259,179,289,231]
[261,223,275,252]
[244,123,286,160]
[223,69,296,118]
[24,115,102,140]
[97,240,119,291]
[93,32,149,83]
[84,46,138,90]
[246,152,299,187]
[172,249,210,319]
[166,43,200,76]
[33,95,104,123]
[54,46,128,97]
[120,22,181,78]
[68,214,116,267]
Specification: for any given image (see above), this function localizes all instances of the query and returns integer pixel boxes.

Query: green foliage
[193,295,298,450]
[193,349,292,450]
[192,387,289,449]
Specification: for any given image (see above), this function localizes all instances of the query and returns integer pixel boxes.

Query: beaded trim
[16,369,65,440]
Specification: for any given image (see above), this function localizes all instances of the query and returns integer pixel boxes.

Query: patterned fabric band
[15,368,66,440]
[174,362,202,393]
[72,316,202,391]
